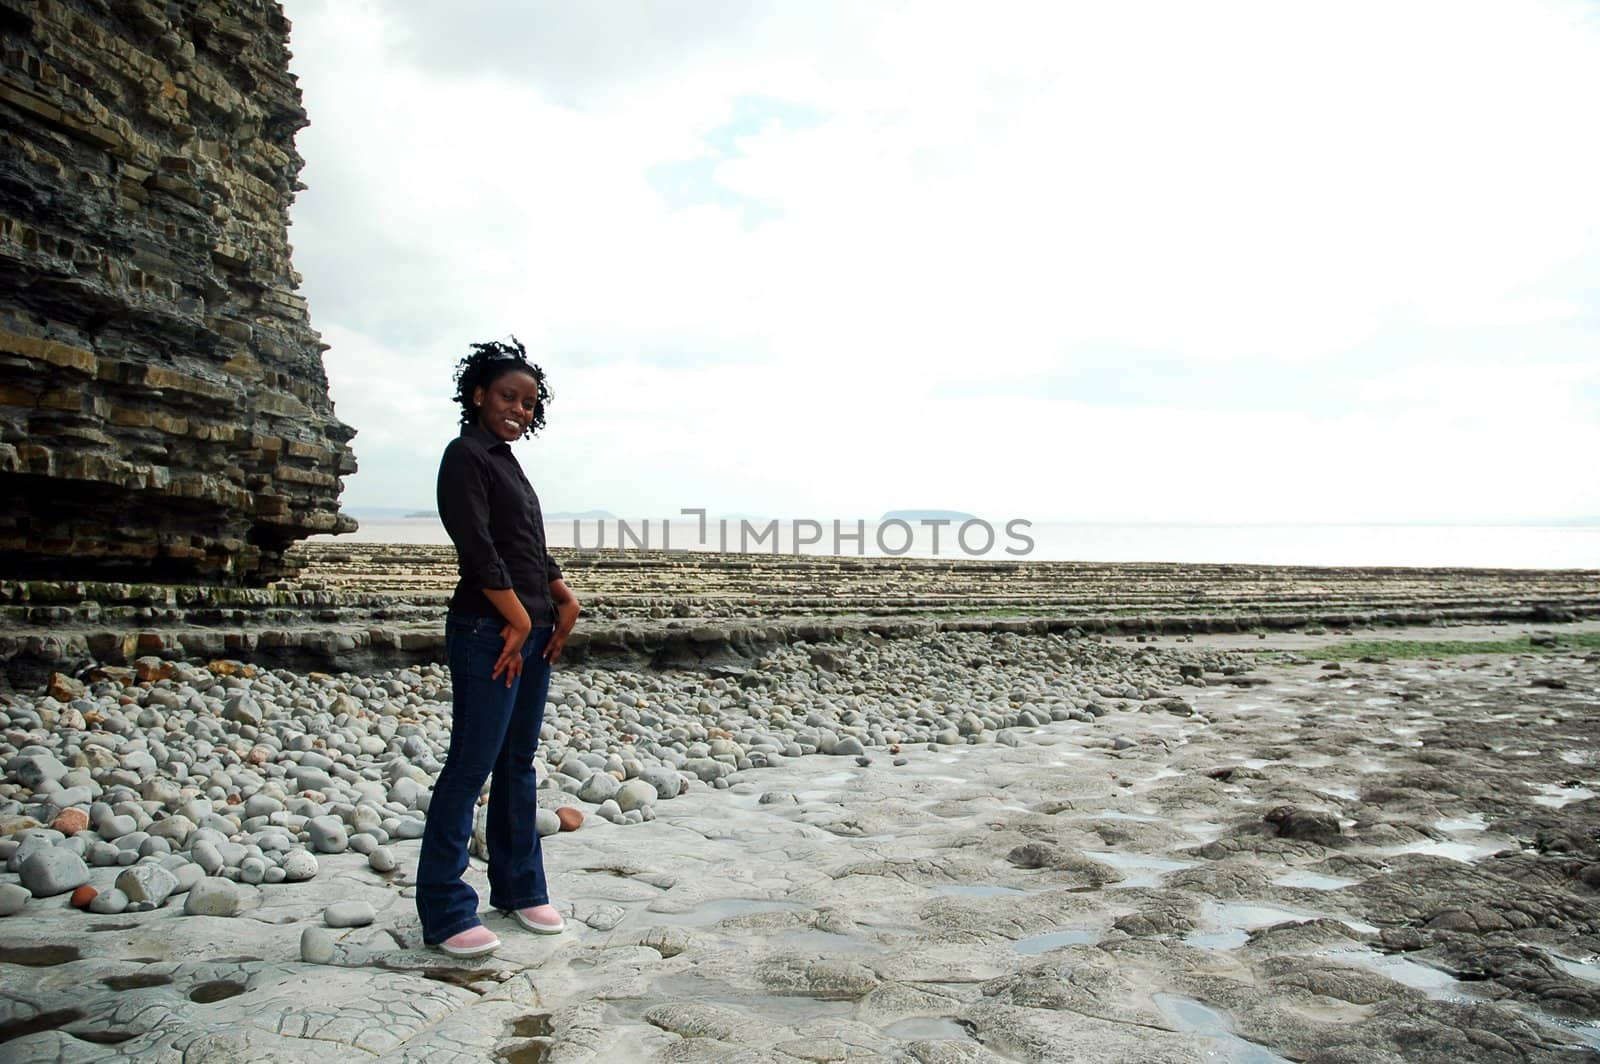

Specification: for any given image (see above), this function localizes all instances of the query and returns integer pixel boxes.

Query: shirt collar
[460,421,511,452]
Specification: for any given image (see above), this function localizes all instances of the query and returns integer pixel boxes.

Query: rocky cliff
[0,0,355,585]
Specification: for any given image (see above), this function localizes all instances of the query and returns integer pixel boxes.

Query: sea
[315,516,1600,571]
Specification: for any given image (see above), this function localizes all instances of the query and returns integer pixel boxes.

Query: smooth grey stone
[833,737,866,756]
[114,831,150,852]
[19,847,91,897]
[350,805,382,835]
[324,900,375,928]
[639,765,683,800]
[215,841,248,866]
[183,876,239,917]
[307,815,348,853]
[138,836,172,858]
[578,772,619,804]
[172,862,205,893]
[89,887,129,915]
[615,779,657,813]
[0,882,28,916]
[348,833,379,856]
[10,752,69,789]
[535,809,561,837]
[264,865,287,883]
[389,817,424,840]
[100,814,137,840]
[280,850,318,882]
[239,857,267,885]
[244,794,283,818]
[191,840,224,876]
[7,834,52,872]
[146,815,195,846]
[115,863,179,907]
[558,756,593,782]
[680,757,732,782]
[390,777,424,806]
[368,846,397,873]
[288,765,332,792]
[301,926,336,964]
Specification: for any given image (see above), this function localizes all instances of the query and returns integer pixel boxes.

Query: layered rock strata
[1,550,1596,684]
[0,0,355,585]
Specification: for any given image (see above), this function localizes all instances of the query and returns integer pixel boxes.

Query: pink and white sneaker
[509,904,565,934]
[437,925,500,958]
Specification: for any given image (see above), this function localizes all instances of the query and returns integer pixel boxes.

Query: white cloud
[284,0,1600,522]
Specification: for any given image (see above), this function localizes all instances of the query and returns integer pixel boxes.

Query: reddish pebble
[51,809,89,836]
[556,807,583,832]
[70,885,97,909]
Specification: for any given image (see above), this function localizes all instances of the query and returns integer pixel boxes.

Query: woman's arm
[481,587,533,686]
[544,578,581,664]
[438,444,531,686]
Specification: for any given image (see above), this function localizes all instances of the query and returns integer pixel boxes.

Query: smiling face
[473,367,542,442]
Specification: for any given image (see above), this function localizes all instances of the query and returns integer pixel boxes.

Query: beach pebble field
[1,622,1598,1062]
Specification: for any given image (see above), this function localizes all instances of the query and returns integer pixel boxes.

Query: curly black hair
[451,336,551,437]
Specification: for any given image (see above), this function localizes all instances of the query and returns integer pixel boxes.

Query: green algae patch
[1296,632,1600,661]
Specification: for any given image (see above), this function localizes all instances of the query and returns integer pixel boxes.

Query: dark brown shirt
[437,423,563,625]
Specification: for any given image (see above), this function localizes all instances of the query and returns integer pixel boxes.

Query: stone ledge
[4,600,1596,690]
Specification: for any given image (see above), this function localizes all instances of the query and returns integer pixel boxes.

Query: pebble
[535,809,561,836]
[368,846,396,872]
[557,806,584,831]
[301,925,336,964]
[115,864,179,908]
[99,814,137,840]
[578,772,620,803]
[639,765,683,799]
[173,862,205,893]
[239,857,267,885]
[324,901,375,928]
[191,840,224,876]
[280,850,319,881]
[19,847,91,897]
[183,876,240,917]
[50,809,89,836]
[88,888,128,915]
[0,882,28,916]
[615,779,657,813]
[70,884,98,909]
[307,815,349,854]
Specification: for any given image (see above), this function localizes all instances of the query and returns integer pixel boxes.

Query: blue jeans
[416,612,554,944]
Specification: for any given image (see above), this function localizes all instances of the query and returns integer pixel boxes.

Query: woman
[416,337,581,958]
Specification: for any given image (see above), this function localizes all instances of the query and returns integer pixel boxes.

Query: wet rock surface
[0,622,1596,1059]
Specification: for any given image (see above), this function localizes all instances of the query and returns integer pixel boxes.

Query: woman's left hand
[545,581,581,664]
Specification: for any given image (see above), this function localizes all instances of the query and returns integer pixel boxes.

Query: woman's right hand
[492,623,531,686]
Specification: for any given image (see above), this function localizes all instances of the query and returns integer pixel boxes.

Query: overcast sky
[281,0,1600,524]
